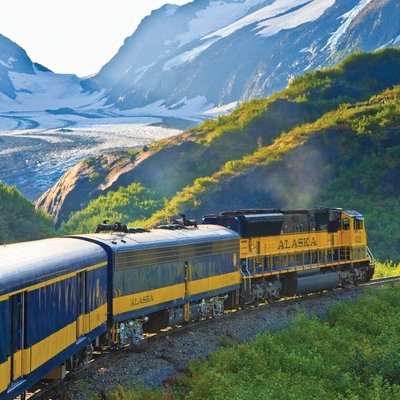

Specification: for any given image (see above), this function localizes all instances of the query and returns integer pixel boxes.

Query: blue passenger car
[0,238,108,400]
[77,225,241,344]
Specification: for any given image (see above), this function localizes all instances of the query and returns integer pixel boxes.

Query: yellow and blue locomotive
[0,207,374,400]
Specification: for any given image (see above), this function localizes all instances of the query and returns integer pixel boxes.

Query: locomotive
[0,207,374,400]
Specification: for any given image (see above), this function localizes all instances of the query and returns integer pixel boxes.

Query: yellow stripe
[77,315,85,337]
[23,346,31,376]
[190,272,241,295]
[29,321,77,372]
[0,358,10,393]
[11,350,23,380]
[28,302,107,373]
[89,303,108,331]
[0,262,107,301]
[113,271,241,316]
[113,283,185,315]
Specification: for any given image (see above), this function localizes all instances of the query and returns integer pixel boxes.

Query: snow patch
[256,0,335,38]
[118,95,214,120]
[164,0,335,70]
[175,0,268,47]
[205,101,239,116]
[323,0,373,50]
[5,70,106,112]
[203,0,310,40]
[131,63,155,83]
[163,40,218,71]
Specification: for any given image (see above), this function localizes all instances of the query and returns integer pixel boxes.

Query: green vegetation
[374,261,400,278]
[60,183,163,234]
[0,182,54,243]
[101,286,400,400]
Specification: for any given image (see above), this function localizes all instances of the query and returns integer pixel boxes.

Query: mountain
[0,34,35,100]
[0,34,105,128]
[84,0,400,114]
[38,49,400,262]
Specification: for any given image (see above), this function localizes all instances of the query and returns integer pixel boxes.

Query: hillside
[40,49,400,228]
[0,182,54,244]
[144,85,400,260]
[50,49,400,261]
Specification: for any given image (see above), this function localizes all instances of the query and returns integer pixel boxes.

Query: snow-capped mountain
[84,0,400,113]
[0,34,36,100]
[1,0,399,122]
[0,34,105,126]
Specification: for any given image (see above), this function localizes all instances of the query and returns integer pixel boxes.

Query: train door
[76,272,87,338]
[338,213,353,262]
[10,292,25,382]
[183,262,192,322]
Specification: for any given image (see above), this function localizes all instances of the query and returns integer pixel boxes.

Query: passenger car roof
[0,237,107,297]
[74,224,239,253]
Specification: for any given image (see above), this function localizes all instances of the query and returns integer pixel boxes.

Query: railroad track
[368,275,400,285]
[23,275,400,400]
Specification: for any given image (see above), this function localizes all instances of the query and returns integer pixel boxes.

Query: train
[0,207,374,400]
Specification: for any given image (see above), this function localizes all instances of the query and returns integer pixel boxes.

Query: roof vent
[95,221,128,233]
[171,214,198,228]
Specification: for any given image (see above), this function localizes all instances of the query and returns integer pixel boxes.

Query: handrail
[367,246,375,267]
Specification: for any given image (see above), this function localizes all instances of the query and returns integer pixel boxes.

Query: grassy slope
[142,85,400,259]
[0,182,54,243]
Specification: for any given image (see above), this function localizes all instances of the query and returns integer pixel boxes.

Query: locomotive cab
[339,210,368,261]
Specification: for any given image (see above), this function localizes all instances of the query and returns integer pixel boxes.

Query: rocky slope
[84,0,400,114]
[35,152,136,226]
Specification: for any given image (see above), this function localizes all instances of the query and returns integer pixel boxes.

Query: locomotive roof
[343,210,364,219]
[0,238,107,297]
[74,224,240,253]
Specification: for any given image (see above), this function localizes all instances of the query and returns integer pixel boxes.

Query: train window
[354,219,364,230]
[312,252,318,265]
[265,256,270,271]
[342,218,350,230]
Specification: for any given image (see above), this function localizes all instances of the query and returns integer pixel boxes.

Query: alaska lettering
[278,237,317,250]
[131,294,154,307]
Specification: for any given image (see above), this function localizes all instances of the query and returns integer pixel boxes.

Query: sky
[0,0,192,77]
